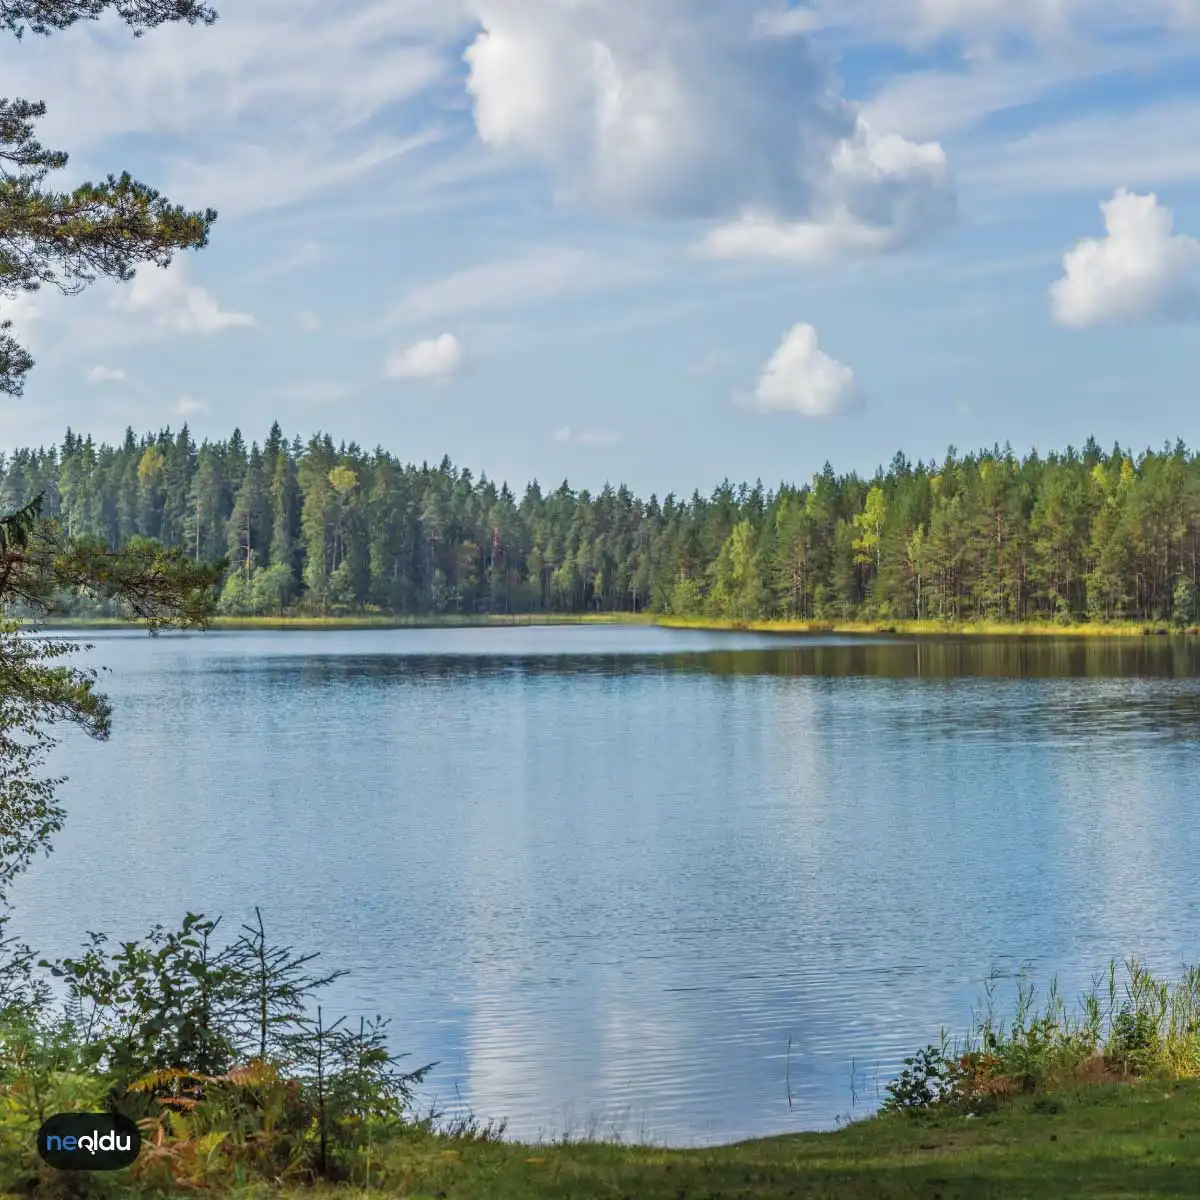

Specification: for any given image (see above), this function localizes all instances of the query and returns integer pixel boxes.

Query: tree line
[3,424,1200,624]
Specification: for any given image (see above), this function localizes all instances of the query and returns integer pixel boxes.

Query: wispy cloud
[240,242,328,285]
[552,427,620,447]
[960,99,1200,196]
[5,0,471,222]
[87,365,127,383]
[388,247,652,325]
[167,127,450,217]
[278,380,354,403]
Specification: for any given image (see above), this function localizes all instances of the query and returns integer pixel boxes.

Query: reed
[886,958,1200,1114]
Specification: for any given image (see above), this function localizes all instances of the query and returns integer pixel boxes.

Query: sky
[3,0,1200,497]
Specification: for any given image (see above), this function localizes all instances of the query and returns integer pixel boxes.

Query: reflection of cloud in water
[1043,688,1200,986]
[9,630,1200,1144]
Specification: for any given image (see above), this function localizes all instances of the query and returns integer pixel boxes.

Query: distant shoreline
[17,613,1200,637]
[654,616,1199,638]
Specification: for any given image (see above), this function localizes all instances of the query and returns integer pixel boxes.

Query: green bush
[0,1010,112,1195]
[883,1045,953,1112]
[0,910,435,1193]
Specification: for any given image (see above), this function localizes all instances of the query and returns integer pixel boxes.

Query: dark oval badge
[37,1113,141,1171]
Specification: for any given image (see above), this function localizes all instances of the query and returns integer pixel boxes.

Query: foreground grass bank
[7,1081,1189,1200]
[287,1081,1200,1200]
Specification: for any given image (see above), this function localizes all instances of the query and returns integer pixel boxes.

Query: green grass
[216,1080,1200,1199]
[22,612,1200,637]
[23,612,654,631]
[656,615,1200,638]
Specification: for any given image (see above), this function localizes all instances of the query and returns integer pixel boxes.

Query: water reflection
[8,628,1200,1145]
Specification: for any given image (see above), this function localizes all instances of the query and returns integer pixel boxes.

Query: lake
[9,626,1200,1145]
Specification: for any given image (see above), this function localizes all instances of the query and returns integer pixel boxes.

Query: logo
[37,1113,141,1171]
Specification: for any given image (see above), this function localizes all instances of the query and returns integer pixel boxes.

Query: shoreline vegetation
[19,612,1200,638]
[9,428,1200,634]
[6,930,1200,1198]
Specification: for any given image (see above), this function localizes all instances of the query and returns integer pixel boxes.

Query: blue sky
[3,0,1200,496]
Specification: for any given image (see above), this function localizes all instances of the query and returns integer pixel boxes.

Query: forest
[2,424,1199,625]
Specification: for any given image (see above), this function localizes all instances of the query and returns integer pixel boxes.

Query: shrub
[883,1045,953,1112]
[0,910,437,1191]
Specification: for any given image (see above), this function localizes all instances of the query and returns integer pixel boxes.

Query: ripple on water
[9,628,1200,1144]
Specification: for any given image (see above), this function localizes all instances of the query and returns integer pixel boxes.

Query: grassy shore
[656,615,1200,638]
[23,612,655,631]
[210,1080,1200,1199]
[20,612,1200,636]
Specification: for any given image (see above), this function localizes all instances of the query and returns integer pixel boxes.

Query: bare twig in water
[786,1037,794,1112]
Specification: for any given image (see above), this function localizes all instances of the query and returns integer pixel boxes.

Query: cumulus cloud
[87,365,127,383]
[121,264,255,334]
[295,311,322,333]
[744,323,861,416]
[462,0,954,253]
[553,427,620,446]
[1049,189,1200,327]
[385,334,465,379]
[701,123,952,262]
[175,397,207,417]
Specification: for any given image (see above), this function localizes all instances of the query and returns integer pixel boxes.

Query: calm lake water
[9,626,1200,1144]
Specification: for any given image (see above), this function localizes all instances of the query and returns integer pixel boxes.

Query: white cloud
[87,365,127,383]
[960,100,1200,198]
[897,0,1074,40]
[689,349,736,376]
[0,293,44,353]
[744,323,861,416]
[278,380,353,403]
[553,427,620,446]
[384,333,465,379]
[463,1,954,249]
[699,120,952,263]
[167,127,448,217]
[121,264,255,334]
[2,0,468,217]
[1050,189,1200,327]
[752,7,823,37]
[861,58,1080,143]
[701,209,898,264]
[389,247,645,324]
[242,242,328,284]
[296,311,322,333]
[800,0,1200,43]
[175,397,207,417]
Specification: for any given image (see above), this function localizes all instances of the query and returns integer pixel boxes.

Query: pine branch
[1,0,216,38]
